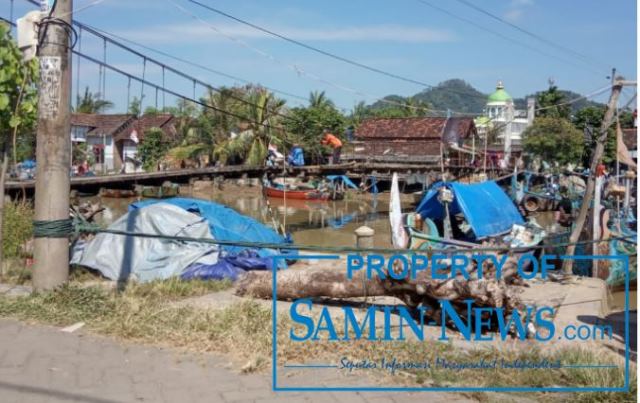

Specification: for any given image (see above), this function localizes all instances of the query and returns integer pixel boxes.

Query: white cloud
[504,0,534,22]
[116,23,455,44]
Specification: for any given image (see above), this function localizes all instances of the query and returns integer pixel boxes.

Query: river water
[83,184,398,249]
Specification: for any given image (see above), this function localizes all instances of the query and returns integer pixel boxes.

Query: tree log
[235,255,524,316]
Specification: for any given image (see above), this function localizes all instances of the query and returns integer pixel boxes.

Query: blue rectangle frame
[271,254,630,392]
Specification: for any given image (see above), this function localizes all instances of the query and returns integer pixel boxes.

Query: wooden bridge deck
[6,162,506,194]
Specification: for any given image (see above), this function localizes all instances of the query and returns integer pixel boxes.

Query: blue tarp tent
[415,181,524,239]
[130,198,297,260]
[287,146,305,166]
[326,175,358,189]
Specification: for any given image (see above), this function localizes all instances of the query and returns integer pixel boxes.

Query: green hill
[367,79,603,116]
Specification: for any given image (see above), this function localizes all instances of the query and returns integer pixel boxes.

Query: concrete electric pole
[32,0,73,290]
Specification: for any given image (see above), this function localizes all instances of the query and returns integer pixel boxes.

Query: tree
[535,83,571,119]
[522,117,584,165]
[137,128,170,171]
[309,91,334,109]
[75,87,113,114]
[128,96,143,116]
[244,88,287,165]
[283,91,345,164]
[0,23,38,270]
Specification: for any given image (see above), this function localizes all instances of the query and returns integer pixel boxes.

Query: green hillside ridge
[368,79,604,116]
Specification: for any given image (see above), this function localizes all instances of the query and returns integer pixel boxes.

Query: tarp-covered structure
[72,198,296,283]
[415,181,524,240]
[71,203,219,282]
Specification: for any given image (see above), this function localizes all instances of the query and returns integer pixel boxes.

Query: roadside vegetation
[0,284,633,402]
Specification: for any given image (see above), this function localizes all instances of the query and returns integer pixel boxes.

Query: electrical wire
[454,0,610,73]
[167,0,477,116]
[187,0,488,99]
[414,0,605,77]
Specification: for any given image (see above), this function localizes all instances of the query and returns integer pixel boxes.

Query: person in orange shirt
[320,129,343,164]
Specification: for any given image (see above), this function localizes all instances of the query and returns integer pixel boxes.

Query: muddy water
[82,185,399,249]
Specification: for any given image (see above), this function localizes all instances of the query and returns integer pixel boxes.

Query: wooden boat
[403,180,546,258]
[99,188,137,198]
[137,182,180,199]
[263,185,337,201]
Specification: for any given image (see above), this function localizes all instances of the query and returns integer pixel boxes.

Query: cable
[80,23,310,105]
[167,0,478,116]
[414,0,604,77]
[72,50,301,145]
[184,0,489,104]
[454,0,609,73]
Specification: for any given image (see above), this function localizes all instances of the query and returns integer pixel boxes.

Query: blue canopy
[415,181,524,239]
[326,175,359,189]
[287,146,305,166]
[130,198,295,258]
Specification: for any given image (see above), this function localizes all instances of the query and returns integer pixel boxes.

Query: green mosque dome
[487,81,512,103]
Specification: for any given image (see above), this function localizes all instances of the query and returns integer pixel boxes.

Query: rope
[73,222,636,255]
[33,219,74,238]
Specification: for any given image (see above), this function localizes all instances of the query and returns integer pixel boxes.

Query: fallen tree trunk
[235,255,524,316]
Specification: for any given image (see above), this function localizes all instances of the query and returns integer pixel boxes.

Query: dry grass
[0,285,633,402]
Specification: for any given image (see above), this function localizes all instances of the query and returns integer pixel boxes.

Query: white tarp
[71,203,219,282]
[389,173,408,249]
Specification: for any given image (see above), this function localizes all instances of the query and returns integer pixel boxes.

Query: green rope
[33,219,74,238]
[74,222,636,255]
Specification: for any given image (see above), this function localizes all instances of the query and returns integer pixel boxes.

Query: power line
[454,0,609,73]
[21,0,475,116]
[185,0,489,103]
[166,0,480,115]
[414,0,604,77]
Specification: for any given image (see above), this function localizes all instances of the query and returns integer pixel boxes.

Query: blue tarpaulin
[130,198,297,271]
[326,175,359,189]
[287,146,305,166]
[415,181,524,239]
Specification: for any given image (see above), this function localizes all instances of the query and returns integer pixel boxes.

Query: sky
[4,0,638,113]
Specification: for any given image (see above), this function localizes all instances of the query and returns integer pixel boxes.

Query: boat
[263,186,337,201]
[263,177,344,201]
[514,171,583,213]
[136,182,180,199]
[99,188,137,198]
[401,180,547,256]
[602,209,637,289]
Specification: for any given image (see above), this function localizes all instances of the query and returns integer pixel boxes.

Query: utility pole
[561,77,623,274]
[32,0,73,290]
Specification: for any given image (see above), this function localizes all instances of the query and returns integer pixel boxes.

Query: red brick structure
[353,117,478,164]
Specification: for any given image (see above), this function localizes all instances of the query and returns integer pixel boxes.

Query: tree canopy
[0,23,38,164]
[522,117,584,165]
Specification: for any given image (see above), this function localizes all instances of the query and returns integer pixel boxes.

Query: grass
[2,200,33,259]
[0,283,634,402]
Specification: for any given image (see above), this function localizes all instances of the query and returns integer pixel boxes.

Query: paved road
[0,320,474,403]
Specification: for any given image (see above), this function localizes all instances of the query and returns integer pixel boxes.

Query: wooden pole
[33,0,73,290]
[561,79,623,274]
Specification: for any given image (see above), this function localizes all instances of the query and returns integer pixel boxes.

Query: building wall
[86,135,114,171]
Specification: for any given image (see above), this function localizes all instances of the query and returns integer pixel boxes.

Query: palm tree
[349,101,369,126]
[242,88,286,166]
[75,87,114,114]
[309,90,334,109]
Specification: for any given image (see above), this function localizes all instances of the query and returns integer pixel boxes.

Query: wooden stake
[562,78,623,274]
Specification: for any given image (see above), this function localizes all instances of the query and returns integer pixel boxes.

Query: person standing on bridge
[320,129,343,164]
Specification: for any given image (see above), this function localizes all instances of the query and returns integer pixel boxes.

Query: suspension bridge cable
[71,50,304,145]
